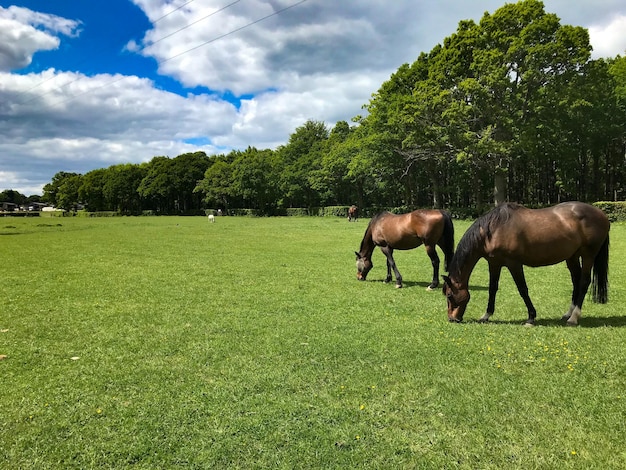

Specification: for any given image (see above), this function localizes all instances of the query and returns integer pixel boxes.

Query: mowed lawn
[1,215,626,469]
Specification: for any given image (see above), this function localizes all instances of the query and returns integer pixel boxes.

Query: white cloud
[588,14,626,58]
[0,6,80,71]
[1,5,80,37]
[0,68,237,194]
[3,0,626,195]
[131,0,417,95]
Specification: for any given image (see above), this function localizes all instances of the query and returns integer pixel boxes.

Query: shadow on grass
[463,316,626,328]
[367,279,489,291]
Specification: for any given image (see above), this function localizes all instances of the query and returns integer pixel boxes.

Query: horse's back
[504,202,606,235]
[559,202,610,249]
[490,202,609,266]
[558,201,609,228]
[371,210,445,248]
[537,202,609,243]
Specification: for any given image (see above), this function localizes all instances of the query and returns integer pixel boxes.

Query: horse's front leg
[479,264,502,323]
[424,244,440,291]
[507,263,537,326]
[381,247,402,288]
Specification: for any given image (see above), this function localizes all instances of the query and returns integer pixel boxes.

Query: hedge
[49,202,626,221]
[593,201,626,222]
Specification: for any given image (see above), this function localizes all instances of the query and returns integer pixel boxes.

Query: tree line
[4,0,626,215]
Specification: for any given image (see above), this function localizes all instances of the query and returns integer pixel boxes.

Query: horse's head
[442,275,470,322]
[355,252,372,281]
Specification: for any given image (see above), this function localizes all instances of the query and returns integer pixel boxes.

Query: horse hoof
[566,321,578,327]
[426,286,434,291]
[523,322,535,327]
[561,314,571,321]
[395,284,402,289]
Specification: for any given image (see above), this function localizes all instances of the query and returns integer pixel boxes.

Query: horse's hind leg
[562,257,581,323]
[507,263,537,325]
[425,244,440,290]
[566,255,594,326]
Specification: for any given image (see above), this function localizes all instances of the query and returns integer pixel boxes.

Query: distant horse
[442,202,609,326]
[348,205,358,222]
[208,214,215,223]
[355,210,455,289]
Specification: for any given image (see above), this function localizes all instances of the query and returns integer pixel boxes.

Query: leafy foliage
[12,1,626,214]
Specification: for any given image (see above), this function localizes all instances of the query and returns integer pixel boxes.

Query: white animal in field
[208,214,215,223]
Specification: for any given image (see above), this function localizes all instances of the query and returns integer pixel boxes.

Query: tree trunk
[430,174,441,209]
[494,161,507,206]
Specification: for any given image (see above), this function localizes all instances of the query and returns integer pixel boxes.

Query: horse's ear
[442,275,451,286]
[355,251,361,259]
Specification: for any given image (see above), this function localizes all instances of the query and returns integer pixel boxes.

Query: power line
[154,0,198,24]
[44,0,310,108]
[22,0,241,106]
[15,0,202,104]
[160,0,308,66]
[147,0,242,49]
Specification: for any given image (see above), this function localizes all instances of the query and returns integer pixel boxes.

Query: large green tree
[103,164,146,213]
[365,0,595,207]
[277,120,328,208]
[0,189,27,206]
[79,168,108,211]
[230,147,279,213]
[315,121,356,206]
[138,152,209,213]
[195,155,236,211]
[137,156,173,212]
[450,0,592,204]
[43,172,83,209]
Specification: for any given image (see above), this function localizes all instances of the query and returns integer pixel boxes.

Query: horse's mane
[448,203,522,275]
[359,211,390,253]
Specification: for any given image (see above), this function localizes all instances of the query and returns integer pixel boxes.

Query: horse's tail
[440,211,455,272]
[592,234,609,303]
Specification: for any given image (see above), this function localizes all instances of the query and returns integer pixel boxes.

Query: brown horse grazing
[442,202,609,326]
[355,210,455,289]
[348,205,358,222]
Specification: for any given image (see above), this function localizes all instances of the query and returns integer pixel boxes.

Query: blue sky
[11,1,149,71]
[1,0,625,195]
[5,0,214,97]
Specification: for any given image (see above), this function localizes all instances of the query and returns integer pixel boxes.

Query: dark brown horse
[442,202,609,326]
[348,205,358,222]
[355,210,455,289]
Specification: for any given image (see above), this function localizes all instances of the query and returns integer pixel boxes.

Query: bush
[323,206,352,217]
[448,205,494,220]
[39,210,67,218]
[230,208,260,217]
[286,208,309,217]
[593,201,626,222]
[89,211,121,217]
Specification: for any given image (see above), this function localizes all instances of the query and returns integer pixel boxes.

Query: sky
[1,0,625,196]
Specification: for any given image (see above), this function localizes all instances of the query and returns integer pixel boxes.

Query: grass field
[1,215,626,469]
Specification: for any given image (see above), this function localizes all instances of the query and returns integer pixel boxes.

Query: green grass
[1,216,626,469]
